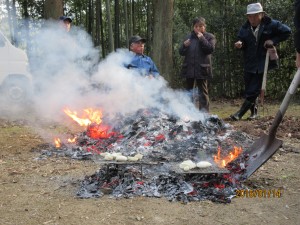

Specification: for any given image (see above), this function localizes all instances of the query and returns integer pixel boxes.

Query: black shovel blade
[243,133,283,179]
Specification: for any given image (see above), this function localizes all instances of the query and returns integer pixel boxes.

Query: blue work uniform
[126,53,159,77]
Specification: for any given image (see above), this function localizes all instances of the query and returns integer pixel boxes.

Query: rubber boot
[248,103,258,120]
[230,100,253,121]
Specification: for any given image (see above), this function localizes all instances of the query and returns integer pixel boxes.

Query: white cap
[246,3,264,15]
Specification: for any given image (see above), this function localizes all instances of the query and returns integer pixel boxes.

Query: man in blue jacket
[230,2,291,120]
[126,35,159,78]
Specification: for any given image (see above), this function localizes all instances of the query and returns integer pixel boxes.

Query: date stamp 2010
[235,189,282,198]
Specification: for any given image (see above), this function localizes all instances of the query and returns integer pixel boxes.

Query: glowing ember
[155,134,165,141]
[214,146,242,168]
[54,138,61,148]
[87,124,116,139]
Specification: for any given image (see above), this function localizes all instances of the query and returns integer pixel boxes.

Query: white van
[0,31,32,103]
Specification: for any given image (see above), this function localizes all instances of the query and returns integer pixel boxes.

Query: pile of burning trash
[38,108,254,203]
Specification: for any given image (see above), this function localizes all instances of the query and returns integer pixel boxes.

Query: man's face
[247,13,263,27]
[62,20,71,32]
[130,41,145,54]
[193,22,206,34]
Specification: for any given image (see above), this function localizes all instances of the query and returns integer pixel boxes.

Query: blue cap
[59,16,72,23]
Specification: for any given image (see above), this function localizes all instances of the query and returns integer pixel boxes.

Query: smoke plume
[1,21,206,132]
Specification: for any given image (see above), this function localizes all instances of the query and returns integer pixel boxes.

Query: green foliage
[4,0,298,100]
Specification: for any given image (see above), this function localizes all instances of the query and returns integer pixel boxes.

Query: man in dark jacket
[179,17,216,112]
[295,0,300,68]
[230,2,291,120]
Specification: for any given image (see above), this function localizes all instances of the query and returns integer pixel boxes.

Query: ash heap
[39,108,254,203]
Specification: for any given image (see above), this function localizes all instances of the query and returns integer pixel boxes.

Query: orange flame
[63,108,103,126]
[214,146,242,167]
[63,107,115,139]
[67,137,77,143]
[54,138,61,148]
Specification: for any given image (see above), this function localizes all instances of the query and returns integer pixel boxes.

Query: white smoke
[89,49,205,122]
[1,20,206,127]
[28,21,99,119]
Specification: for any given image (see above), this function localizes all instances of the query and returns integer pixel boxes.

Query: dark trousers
[244,71,263,103]
[186,78,209,112]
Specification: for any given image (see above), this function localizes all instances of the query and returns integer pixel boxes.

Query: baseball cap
[59,16,72,23]
[129,35,146,46]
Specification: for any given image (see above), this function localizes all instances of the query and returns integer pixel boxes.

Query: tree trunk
[21,0,30,51]
[88,0,93,35]
[11,0,19,46]
[106,0,115,53]
[95,0,101,46]
[152,0,174,83]
[129,0,133,36]
[99,0,105,57]
[114,0,120,49]
[96,0,105,58]
[123,0,129,47]
[44,0,63,20]
[146,0,151,54]
[5,0,14,43]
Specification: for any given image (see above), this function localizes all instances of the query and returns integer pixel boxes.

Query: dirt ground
[0,100,299,225]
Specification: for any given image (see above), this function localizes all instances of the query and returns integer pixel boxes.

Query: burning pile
[38,107,254,203]
[77,165,240,203]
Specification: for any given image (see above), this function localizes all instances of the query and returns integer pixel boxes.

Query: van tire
[2,77,31,103]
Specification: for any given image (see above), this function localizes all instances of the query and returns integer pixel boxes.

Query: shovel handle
[262,51,270,92]
[269,69,300,137]
[260,51,269,108]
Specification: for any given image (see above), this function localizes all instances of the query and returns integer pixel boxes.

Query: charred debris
[36,108,254,203]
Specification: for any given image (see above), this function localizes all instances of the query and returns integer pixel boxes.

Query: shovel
[243,69,300,179]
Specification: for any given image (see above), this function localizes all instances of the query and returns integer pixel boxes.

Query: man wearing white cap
[230,2,291,121]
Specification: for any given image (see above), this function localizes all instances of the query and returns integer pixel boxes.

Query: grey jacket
[179,31,216,79]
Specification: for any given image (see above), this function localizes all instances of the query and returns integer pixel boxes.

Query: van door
[0,31,33,103]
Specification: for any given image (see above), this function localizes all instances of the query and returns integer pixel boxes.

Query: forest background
[0,0,298,100]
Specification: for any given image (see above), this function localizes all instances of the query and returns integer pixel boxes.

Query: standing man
[295,0,300,68]
[230,3,291,121]
[59,16,72,32]
[179,17,216,113]
[126,35,160,78]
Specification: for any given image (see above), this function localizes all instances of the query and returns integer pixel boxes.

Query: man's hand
[264,40,274,48]
[196,32,203,39]
[234,41,243,49]
[184,39,191,47]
